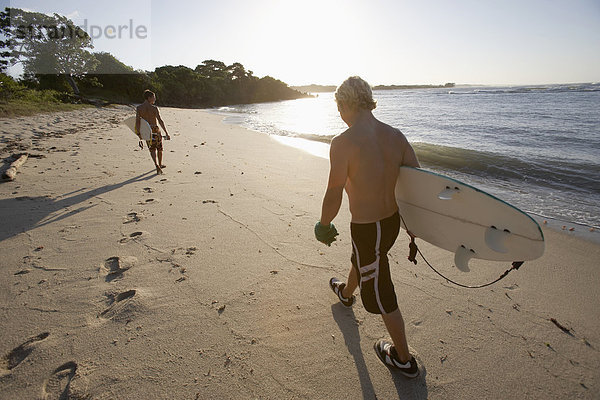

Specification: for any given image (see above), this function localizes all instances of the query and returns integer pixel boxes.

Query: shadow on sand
[0,171,155,243]
[331,303,428,399]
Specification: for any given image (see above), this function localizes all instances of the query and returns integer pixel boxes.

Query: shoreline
[1,107,598,399]
[210,109,600,245]
[205,84,600,234]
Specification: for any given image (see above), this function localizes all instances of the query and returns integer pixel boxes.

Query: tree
[92,52,134,74]
[228,62,249,80]
[152,65,204,106]
[80,52,150,103]
[1,7,308,108]
[195,60,228,80]
[0,9,10,72]
[251,76,302,103]
[0,7,98,95]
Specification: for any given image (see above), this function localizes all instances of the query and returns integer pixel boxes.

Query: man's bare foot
[159,164,166,168]
[156,166,163,175]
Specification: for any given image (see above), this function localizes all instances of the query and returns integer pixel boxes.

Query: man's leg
[342,265,358,299]
[157,150,165,168]
[381,309,411,363]
[149,149,162,174]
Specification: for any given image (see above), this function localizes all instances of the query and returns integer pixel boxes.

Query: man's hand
[314,221,339,246]
[165,133,171,140]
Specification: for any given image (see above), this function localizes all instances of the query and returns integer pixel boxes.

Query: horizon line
[290,81,599,88]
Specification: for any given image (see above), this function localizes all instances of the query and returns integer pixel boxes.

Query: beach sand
[1,107,598,399]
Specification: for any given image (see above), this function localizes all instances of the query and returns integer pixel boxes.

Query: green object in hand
[314,221,339,246]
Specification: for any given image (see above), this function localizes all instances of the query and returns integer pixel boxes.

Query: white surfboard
[395,167,544,271]
[122,116,153,140]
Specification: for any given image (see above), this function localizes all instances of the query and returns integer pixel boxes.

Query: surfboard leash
[400,214,524,289]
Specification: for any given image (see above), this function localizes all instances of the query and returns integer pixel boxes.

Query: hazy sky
[4,0,600,85]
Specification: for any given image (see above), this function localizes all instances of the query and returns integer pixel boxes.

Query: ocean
[213,84,600,240]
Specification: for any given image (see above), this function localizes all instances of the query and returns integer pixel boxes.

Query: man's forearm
[158,119,168,135]
[320,187,343,226]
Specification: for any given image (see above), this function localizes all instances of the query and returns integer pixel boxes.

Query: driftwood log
[2,154,28,180]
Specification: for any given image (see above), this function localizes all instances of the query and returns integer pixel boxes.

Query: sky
[3,0,600,86]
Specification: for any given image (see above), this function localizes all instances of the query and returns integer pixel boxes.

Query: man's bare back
[325,111,419,224]
[136,102,160,127]
[340,115,419,223]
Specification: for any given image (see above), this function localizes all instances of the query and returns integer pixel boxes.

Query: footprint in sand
[1,332,50,377]
[123,212,142,224]
[100,256,137,282]
[138,198,159,205]
[119,231,149,244]
[40,361,79,400]
[143,187,153,193]
[99,290,138,321]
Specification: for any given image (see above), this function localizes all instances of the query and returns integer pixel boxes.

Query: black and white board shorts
[350,211,400,315]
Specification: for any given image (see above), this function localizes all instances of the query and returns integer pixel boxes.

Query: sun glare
[248,0,362,85]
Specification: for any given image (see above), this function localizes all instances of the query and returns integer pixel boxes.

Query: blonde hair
[335,76,376,111]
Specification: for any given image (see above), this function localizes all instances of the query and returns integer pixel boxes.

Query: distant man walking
[136,90,170,175]
[315,76,421,377]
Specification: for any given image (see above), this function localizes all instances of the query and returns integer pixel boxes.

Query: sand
[0,106,598,399]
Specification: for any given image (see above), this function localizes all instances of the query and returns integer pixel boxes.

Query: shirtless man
[315,76,421,377]
[136,90,171,174]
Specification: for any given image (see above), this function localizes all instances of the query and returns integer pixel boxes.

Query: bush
[0,73,88,117]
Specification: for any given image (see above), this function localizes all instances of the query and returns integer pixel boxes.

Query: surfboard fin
[454,245,475,272]
[485,226,510,253]
[438,186,460,200]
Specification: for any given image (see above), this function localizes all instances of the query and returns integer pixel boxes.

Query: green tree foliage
[251,76,303,103]
[151,65,205,106]
[0,72,68,102]
[195,59,229,80]
[0,72,88,117]
[0,10,10,72]
[1,7,97,94]
[79,52,150,103]
[1,7,307,108]
[143,61,306,107]
[92,52,134,74]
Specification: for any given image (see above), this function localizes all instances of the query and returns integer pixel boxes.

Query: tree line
[0,7,308,108]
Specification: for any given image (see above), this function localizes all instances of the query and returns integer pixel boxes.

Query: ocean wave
[214,106,257,114]
[413,142,600,195]
[448,84,600,95]
[295,132,333,144]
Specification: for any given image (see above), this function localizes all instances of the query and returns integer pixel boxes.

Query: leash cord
[399,214,522,289]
